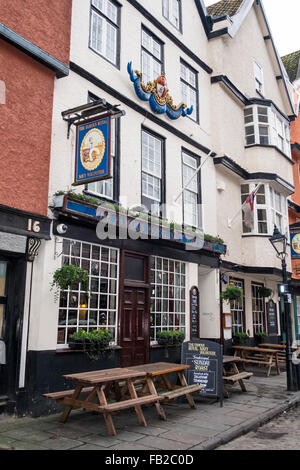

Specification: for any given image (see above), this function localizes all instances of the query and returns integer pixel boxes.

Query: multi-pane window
[141,28,163,85]
[270,187,288,236]
[180,61,198,122]
[229,279,245,334]
[241,183,288,236]
[252,283,265,334]
[57,239,119,347]
[88,118,116,200]
[244,105,291,157]
[254,60,264,95]
[182,152,201,228]
[90,0,120,66]
[162,0,181,30]
[141,129,163,216]
[150,256,186,341]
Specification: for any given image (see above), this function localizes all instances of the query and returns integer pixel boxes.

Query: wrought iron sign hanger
[62,99,126,139]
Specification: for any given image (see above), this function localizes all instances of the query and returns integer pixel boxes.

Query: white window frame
[56,238,119,348]
[141,129,163,215]
[90,0,119,66]
[162,0,181,30]
[150,256,186,343]
[141,28,163,85]
[241,183,289,237]
[182,151,201,228]
[252,283,266,334]
[244,105,291,158]
[180,60,199,123]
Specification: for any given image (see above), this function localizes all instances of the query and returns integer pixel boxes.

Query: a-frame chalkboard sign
[181,340,223,407]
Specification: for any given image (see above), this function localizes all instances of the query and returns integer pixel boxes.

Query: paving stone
[109,442,159,450]
[157,429,207,446]
[82,434,122,448]
[19,431,54,443]
[112,430,146,442]
[41,436,84,450]
[8,441,48,451]
[0,436,18,449]
[47,426,93,439]
[136,435,192,450]
[73,444,109,450]
[123,425,168,436]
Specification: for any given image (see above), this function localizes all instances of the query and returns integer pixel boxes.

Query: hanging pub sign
[266,299,278,336]
[290,232,300,259]
[127,62,193,120]
[190,286,200,340]
[73,114,111,186]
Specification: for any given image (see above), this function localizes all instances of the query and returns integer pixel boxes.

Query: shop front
[0,204,51,411]
[21,197,226,416]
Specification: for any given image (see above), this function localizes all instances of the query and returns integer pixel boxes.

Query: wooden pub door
[120,252,150,367]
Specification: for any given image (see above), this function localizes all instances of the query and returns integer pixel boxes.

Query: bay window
[241,183,288,236]
[244,105,291,157]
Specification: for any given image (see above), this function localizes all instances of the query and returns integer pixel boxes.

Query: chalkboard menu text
[266,300,278,336]
[190,286,200,340]
[181,340,223,406]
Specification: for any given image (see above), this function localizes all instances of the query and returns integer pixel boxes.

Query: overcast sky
[204,0,300,56]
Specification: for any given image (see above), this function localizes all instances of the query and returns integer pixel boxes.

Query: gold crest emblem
[80,128,105,171]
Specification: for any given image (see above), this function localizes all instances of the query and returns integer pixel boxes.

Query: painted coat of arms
[127,62,193,120]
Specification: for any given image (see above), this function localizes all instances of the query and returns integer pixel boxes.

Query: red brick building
[0,1,72,412]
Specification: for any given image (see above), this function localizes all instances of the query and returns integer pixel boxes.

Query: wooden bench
[159,384,204,401]
[100,394,164,412]
[233,346,280,376]
[43,387,94,401]
[223,371,253,385]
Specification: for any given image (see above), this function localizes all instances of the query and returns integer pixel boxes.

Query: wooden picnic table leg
[222,367,230,399]
[126,378,147,427]
[177,371,196,409]
[97,385,117,436]
[59,383,84,424]
[145,376,166,421]
[275,353,281,375]
[266,355,272,377]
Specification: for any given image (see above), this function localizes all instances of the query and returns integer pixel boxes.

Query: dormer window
[244,105,291,157]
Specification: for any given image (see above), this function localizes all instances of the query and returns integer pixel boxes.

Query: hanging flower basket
[220,286,243,303]
[258,287,273,298]
[51,264,89,301]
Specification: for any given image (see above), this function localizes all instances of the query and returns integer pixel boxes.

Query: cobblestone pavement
[217,404,300,450]
[0,368,300,450]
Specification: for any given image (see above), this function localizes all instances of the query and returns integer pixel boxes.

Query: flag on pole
[243,190,256,230]
[228,184,262,229]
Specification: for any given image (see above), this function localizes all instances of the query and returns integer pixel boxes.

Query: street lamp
[269,225,297,391]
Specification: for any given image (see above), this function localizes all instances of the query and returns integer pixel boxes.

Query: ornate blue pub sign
[73,115,111,186]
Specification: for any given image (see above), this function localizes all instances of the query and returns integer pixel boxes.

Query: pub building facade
[282,50,300,342]
[20,0,227,416]
[0,0,72,414]
[6,0,297,417]
[208,0,297,349]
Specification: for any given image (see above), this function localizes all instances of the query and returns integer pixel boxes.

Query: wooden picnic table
[232,346,280,377]
[259,344,299,363]
[43,363,204,436]
[222,356,253,398]
[43,367,165,436]
[127,362,204,408]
